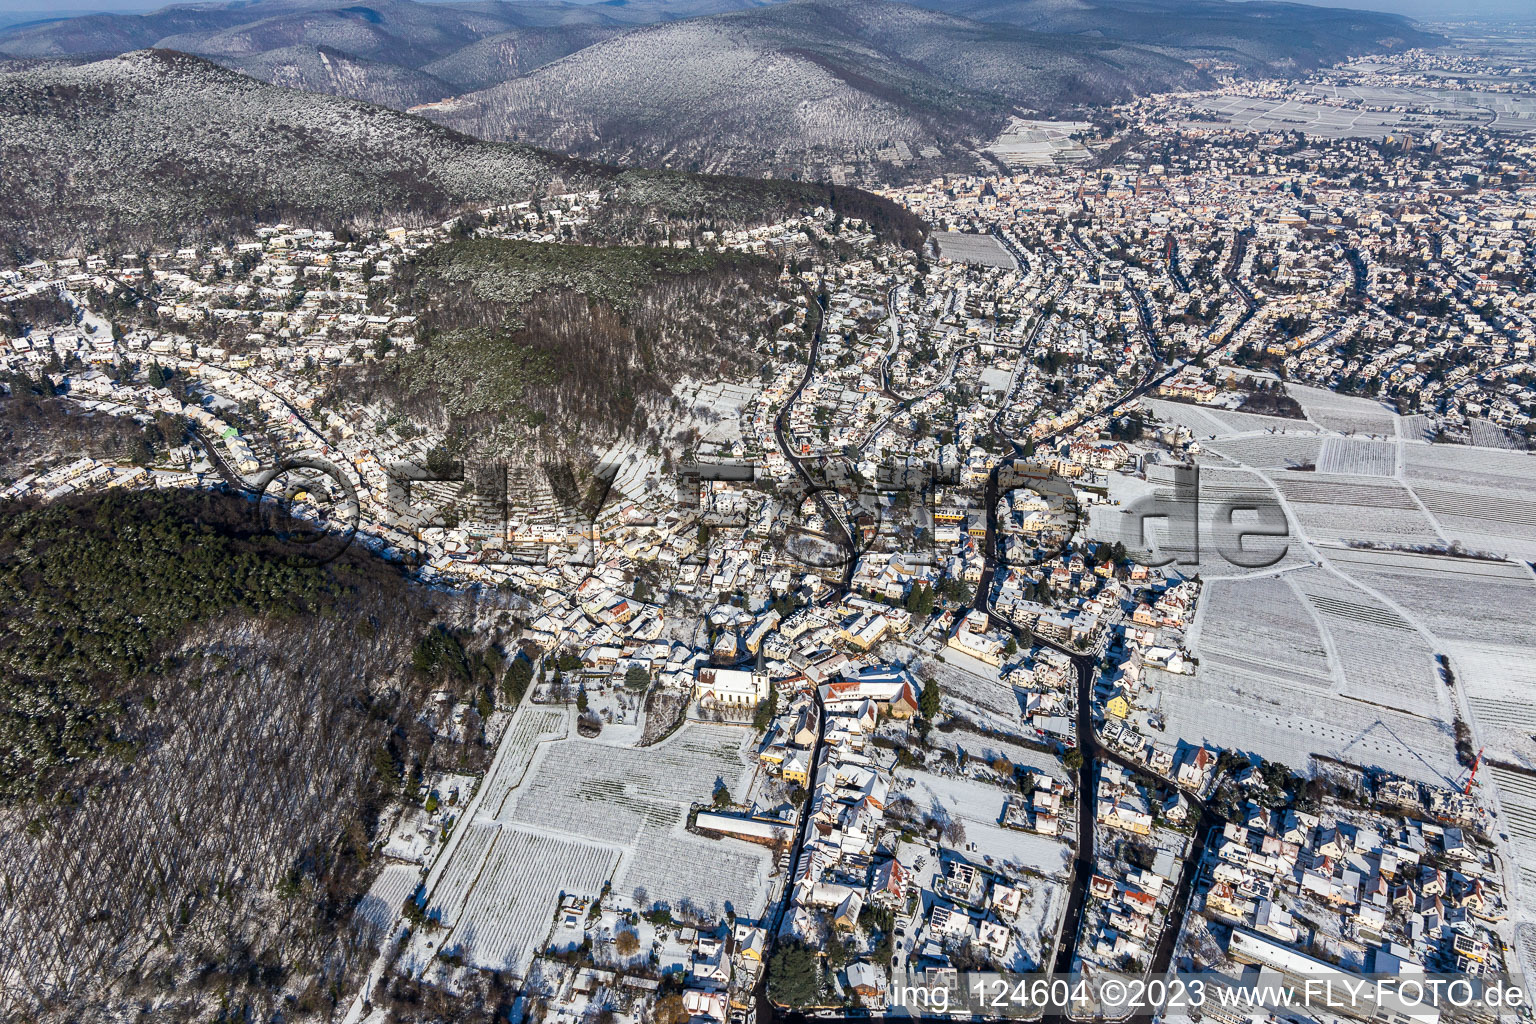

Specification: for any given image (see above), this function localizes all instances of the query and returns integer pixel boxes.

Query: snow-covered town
[4,47,1536,1024]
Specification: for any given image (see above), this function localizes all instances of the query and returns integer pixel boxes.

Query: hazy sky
[1,0,1533,21]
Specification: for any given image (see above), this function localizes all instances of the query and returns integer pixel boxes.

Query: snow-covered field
[499,725,772,918]
[1203,433,1323,469]
[1328,548,1536,649]
[1288,567,1445,714]
[419,715,774,979]
[1272,472,1441,546]
[1288,384,1398,436]
[1315,437,1396,476]
[1148,399,1320,440]
[1193,575,1333,689]
[896,768,1071,877]
[1151,662,1459,785]
[355,862,421,941]
[480,707,569,819]
[935,231,1017,269]
[448,829,618,974]
[1164,562,1460,786]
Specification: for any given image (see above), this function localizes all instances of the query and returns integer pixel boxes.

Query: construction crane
[1464,747,1485,796]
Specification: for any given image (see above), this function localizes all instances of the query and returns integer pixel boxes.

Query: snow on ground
[1316,437,1396,476]
[418,712,774,979]
[1287,384,1398,437]
[1445,639,1536,772]
[1202,433,1323,469]
[498,724,773,919]
[911,643,1024,726]
[1194,575,1334,690]
[934,731,1066,784]
[934,231,1017,270]
[448,829,618,974]
[896,768,1071,877]
[669,377,758,451]
[1271,472,1443,546]
[1327,547,1536,650]
[1149,399,1321,440]
[1289,567,1445,714]
[1151,662,1459,785]
[479,707,569,819]
[356,863,422,940]
[1160,562,1461,786]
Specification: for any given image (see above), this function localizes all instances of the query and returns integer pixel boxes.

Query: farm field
[1191,575,1333,690]
[1327,548,1536,649]
[931,730,1066,782]
[1288,384,1398,436]
[1150,665,1459,786]
[1289,567,1445,716]
[1203,433,1323,469]
[1271,472,1442,546]
[481,707,569,819]
[1184,468,1311,575]
[355,862,421,942]
[1448,640,1536,772]
[499,725,773,918]
[1401,443,1536,494]
[934,231,1017,269]
[1164,561,1462,785]
[1410,484,1536,557]
[448,828,617,974]
[1202,406,1321,436]
[1483,764,1536,936]
[1315,437,1397,476]
[417,719,774,979]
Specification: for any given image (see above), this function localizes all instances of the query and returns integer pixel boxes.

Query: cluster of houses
[1200,799,1509,979]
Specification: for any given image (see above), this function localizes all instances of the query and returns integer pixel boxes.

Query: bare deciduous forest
[0,490,513,1022]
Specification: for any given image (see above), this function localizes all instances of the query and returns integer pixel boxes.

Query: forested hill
[367,237,786,452]
[0,488,514,1021]
[0,48,924,258]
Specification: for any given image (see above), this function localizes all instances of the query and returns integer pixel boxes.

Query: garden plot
[1315,437,1396,477]
[896,768,1071,877]
[1202,434,1322,469]
[480,707,569,820]
[1290,568,1445,717]
[447,828,617,975]
[1150,665,1459,786]
[1191,575,1334,690]
[499,725,773,918]
[1288,384,1398,436]
[925,649,1025,726]
[1271,472,1441,546]
[355,862,421,942]
[1327,548,1536,649]
[1004,879,1064,971]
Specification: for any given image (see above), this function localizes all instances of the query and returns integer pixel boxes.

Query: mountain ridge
[0,47,924,257]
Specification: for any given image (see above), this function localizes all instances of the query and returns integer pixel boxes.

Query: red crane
[1464,747,1485,796]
